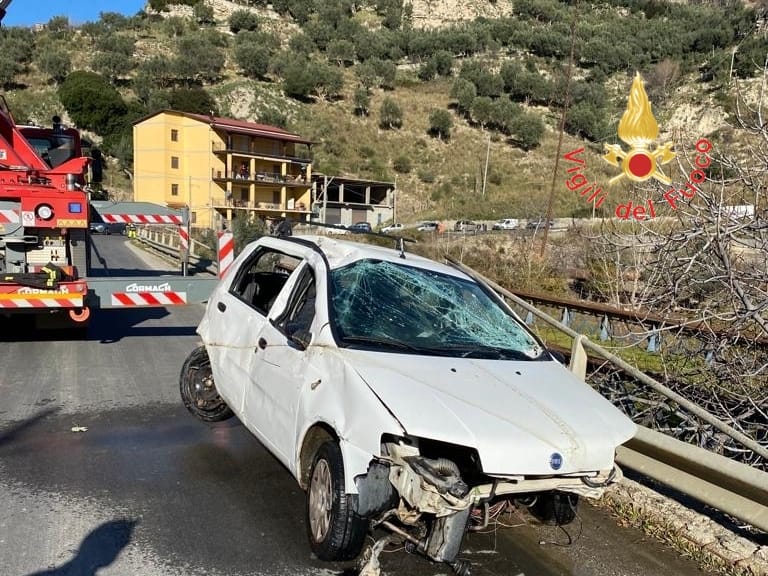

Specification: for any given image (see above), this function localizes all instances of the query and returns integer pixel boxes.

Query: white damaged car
[180,235,636,573]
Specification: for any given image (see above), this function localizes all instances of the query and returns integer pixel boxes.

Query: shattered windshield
[329,259,543,359]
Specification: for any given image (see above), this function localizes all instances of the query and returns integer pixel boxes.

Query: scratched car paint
[180,234,636,574]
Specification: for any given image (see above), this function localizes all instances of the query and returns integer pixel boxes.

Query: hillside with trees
[1,0,766,219]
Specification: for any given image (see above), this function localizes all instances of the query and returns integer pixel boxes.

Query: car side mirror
[285,323,311,350]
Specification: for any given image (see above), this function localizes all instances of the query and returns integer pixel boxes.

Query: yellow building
[132,110,314,229]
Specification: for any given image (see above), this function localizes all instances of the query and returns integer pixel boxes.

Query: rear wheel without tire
[179,346,233,422]
[306,441,368,561]
[531,491,578,526]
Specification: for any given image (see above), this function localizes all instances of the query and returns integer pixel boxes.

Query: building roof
[134,109,314,145]
[311,173,395,187]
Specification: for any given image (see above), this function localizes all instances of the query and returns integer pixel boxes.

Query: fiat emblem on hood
[549,453,563,471]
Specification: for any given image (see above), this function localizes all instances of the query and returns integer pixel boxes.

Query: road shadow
[89,308,197,343]
[25,519,137,576]
[0,308,184,343]
[0,408,59,448]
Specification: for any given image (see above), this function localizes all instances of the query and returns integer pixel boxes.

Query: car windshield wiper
[418,344,541,361]
[341,335,423,352]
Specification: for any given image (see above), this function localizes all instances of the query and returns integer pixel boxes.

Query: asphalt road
[0,235,715,576]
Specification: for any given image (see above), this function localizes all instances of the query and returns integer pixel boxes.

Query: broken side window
[230,248,303,315]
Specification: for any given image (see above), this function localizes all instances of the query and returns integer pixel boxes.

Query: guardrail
[509,287,768,352]
[449,258,768,533]
[134,228,217,275]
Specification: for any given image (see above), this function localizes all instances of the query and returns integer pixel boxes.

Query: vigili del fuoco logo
[563,72,712,221]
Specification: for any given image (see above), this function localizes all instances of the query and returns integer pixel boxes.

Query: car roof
[270,234,470,279]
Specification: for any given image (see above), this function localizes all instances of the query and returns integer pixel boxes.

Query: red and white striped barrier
[110,291,187,307]
[0,293,83,308]
[0,209,19,223]
[218,231,234,278]
[101,214,183,225]
[178,226,190,252]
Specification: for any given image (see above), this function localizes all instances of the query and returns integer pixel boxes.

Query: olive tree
[428,108,453,140]
[379,97,403,129]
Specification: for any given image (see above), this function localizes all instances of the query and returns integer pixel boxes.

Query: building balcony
[211,142,310,165]
[211,196,310,214]
[211,168,309,186]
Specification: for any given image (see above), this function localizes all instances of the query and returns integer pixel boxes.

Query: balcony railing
[211,169,308,184]
[211,142,311,164]
[210,197,309,212]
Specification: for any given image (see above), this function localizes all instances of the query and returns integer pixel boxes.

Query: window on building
[191,212,197,224]
[171,156,179,169]
[171,183,179,196]
[171,129,178,142]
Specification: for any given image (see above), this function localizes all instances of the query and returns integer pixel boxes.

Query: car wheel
[179,345,233,422]
[530,491,578,526]
[306,441,368,561]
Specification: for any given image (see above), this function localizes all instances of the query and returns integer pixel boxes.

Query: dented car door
[247,263,320,467]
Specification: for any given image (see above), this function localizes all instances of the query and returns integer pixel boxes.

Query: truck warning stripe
[101,214,183,225]
[0,209,20,223]
[110,292,187,307]
[0,294,84,308]
[178,227,190,251]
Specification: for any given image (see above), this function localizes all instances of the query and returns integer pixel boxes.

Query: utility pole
[322,175,327,224]
[481,133,490,198]
[540,0,578,257]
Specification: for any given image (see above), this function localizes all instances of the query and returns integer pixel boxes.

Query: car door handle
[258,337,267,350]
[217,301,227,312]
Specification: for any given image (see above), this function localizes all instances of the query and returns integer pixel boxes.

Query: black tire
[530,491,579,526]
[179,345,233,422]
[306,441,368,561]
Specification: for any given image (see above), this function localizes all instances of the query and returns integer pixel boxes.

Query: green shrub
[393,155,412,173]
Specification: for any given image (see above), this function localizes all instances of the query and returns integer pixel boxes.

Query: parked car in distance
[349,221,372,234]
[324,225,349,235]
[108,222,127,235]
[492,218,519,230]
[381,223,404,234]
[454,219,479,233]
[526,217,554,230]
[89,221,109,234]
[180,234,636,573]
[416,221,439,232]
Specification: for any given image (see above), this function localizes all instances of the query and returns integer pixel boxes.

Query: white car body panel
[343,350,635,474]
[293,333,405,492]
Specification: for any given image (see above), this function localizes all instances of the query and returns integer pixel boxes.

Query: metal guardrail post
[569,334,588,380]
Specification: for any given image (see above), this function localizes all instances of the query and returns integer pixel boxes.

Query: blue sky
[2,1,147,26]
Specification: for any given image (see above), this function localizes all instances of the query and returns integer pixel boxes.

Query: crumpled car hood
[343,350,636,475]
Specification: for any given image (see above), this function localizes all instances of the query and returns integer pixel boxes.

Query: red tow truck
[0,94,221,332]
[0,0,228,334]
[0,93,96,328]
